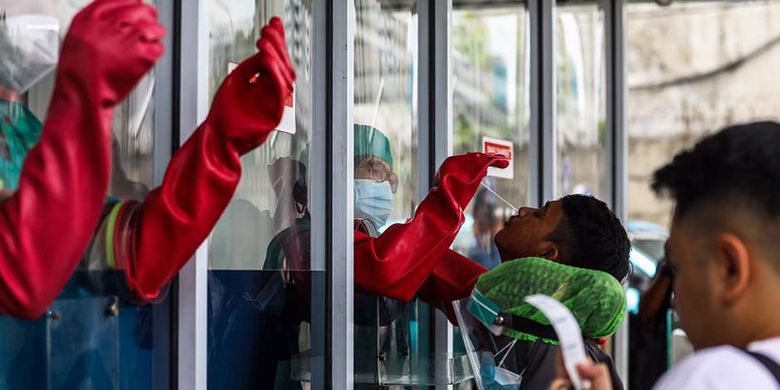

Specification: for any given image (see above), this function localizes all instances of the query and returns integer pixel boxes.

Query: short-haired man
[421,194,631,389]
[570,121,780,389]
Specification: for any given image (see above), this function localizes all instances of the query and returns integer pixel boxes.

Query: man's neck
[732,283,780,347]
[746,311,780,345]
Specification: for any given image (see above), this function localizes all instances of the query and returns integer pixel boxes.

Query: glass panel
[452,3,530,271]
[555,0,608,199]
[206,1,321,389]
[0,1,169,389]
[353,0,428,385]
[450,5,531,387]
[625,2,780,388]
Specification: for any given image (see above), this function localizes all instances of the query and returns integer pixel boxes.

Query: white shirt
[654,337,780,389]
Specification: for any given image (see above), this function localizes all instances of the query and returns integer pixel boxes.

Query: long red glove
[0,0,163,319]
[114,18,296,300]
[418,249,487,323]
[355,153,508,302]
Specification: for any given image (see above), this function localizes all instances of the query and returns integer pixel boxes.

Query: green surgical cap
[474,257,626,344]
[354,124,393,166]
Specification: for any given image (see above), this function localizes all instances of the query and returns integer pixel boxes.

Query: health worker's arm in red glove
[0,0,163,319]
[418,249,487,323]
[355,153,508,302]
[108,18,295,301]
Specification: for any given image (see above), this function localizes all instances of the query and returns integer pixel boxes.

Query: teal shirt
[0,100,42,191]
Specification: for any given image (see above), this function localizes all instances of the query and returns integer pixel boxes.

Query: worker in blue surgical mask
[353,124,398,232]
[352,124,411,385]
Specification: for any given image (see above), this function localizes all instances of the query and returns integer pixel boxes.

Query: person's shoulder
[654,345,779,390]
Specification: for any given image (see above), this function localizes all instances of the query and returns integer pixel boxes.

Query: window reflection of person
[208,157,309,390]
[268,156,309,237]
[264,157,310,314]
[109,138,150,200]
[468,187,503,270]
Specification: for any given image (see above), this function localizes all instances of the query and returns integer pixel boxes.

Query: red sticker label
[482,137,514,179]
[484,141,512,159]
[285,92,294,107]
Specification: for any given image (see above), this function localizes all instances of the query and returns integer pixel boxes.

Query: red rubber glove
[418,249,487,323]
[114,17,295,300]
[206,17,296,155]
[0,0,163,319]
[355,153,508,302]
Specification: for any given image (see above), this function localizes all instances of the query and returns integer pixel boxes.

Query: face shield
[452,258,627,390]
[268,157,308,228]
[0,14,60,95]
[453,296,523,389]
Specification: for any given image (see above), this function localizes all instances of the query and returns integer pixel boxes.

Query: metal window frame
[310,0,329,388]
[327,1,356,389]
[539,0,556,203]
[602,0,615,209]
[417,0,433,206]
[526,0,556,206]
[415,2,436,382]
[528,0,554,206]
[606,0,629,382]
[528,0,542,207]
[422,2,456,389]
[175,0,209,388]
[434,2,456,388]
[153,1,175,186]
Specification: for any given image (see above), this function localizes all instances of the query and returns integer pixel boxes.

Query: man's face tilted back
[494,200,565,262]
[493,194,631,282]
[653,121,780,350]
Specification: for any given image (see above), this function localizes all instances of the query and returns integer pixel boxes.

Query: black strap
[742,349,780,385]
[497,313,560,341]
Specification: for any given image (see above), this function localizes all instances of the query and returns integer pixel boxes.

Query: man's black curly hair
[652,121,780,221]
[546,194,631,282]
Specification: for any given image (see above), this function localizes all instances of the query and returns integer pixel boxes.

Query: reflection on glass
[110,73,155,199]
[0,1,164,389]
[555,1,607,198]
[626,2,780,388]
[353,0,425,385]
[451,5,530,271]
[206,1,321,389]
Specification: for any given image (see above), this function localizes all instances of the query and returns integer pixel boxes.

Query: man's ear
[714,233,751,304]
[537,241,560,262]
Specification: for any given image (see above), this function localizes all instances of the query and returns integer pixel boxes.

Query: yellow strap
[105,202,124,269]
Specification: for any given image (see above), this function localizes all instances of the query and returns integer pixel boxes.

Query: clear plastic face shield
[453,294,524,389]
[0,14,60,96]
[453,292,592,390]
